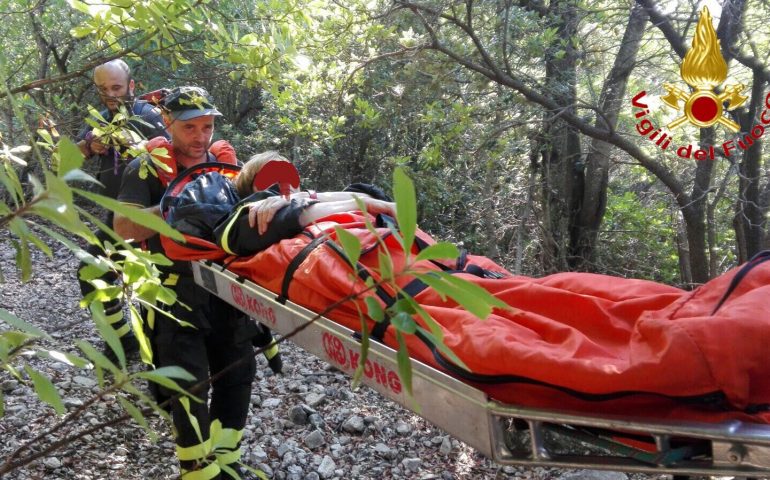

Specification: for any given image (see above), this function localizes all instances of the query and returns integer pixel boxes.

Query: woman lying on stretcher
[228,152,396,255]
[166,152,770,424]
[165,151,396,256]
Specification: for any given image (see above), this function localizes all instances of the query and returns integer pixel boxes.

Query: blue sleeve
[134,102,169,140]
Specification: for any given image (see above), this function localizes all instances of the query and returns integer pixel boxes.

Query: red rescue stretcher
[191,258,770,477]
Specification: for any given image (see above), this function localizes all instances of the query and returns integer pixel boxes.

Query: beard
[175,141,209,162]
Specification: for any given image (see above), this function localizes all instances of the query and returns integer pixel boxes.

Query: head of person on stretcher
[234,151,396,235]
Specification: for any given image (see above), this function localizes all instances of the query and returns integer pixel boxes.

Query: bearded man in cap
[115,86,257,480]
[76,59,168,360]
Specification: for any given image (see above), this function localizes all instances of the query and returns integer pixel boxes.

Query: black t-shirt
[78,100,168,200]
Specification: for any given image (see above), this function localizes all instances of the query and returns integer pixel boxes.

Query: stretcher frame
[192,260,770,477]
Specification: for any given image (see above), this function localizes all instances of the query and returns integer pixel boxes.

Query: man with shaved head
[76,59,168,360]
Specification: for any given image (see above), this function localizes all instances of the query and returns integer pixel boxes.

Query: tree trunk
[675,214,692,286]
[482,153,500,259]
[573,3,648,269]
[540,0,581,273]
[707,163,736,277]
[515,137,541,274]
[735,72,766,260]
[683,129,714,284]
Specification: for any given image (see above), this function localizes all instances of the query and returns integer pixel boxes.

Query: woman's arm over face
[215,194,395,257]
[297,197,395,226]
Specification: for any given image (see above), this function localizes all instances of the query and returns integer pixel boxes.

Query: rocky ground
[0,234,665,480]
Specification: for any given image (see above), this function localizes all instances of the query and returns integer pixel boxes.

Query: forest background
[3,0,770,285]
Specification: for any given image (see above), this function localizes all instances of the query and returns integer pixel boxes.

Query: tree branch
[635,0,686,58]
[397,1,691,210]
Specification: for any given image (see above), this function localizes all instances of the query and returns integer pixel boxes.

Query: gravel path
[0,236,658,480]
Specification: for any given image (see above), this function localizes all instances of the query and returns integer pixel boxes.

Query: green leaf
[15,234,32,282]
[91,302,126,369]
[62,168,100,185]
[56,137,84,177]
[399,294,444,344]
[37,129,53,145]
[37,224,93,257]
[220,464,241,480]
[121,381,172,423]
[70,25,93,38]
[390,311,416,334]
[137,371,200,403]
[117,395,156,441]
[364,297,384,322]
[25,366,65,415]
[416,326,468,371]
[415,242,459,263]
[394,331,414,403]
[76,340,121,375]
[78,263,110,283]
[377,249,393,281]
[27,173,45,197]
[148,366,196,381]
[73,188,185,241]
[0,164,22,207]
[179,397,204,444]
[0,308,50,339]
[393,167,416,254]
[43,171,75,206]
[351,318,370,391]
[334,227,361,267]
[2,330,35,347]
[389,298,416,315]
[129,305,153,365]
[37,349,90,368]
[35,175,87,233]
[24,229,53,258]
[415,271,508,319]
[122,260,149,284]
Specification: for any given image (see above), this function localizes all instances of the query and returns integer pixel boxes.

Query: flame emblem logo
[661,7,746,132]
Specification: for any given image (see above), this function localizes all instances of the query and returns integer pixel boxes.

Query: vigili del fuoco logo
[631,7,770,160]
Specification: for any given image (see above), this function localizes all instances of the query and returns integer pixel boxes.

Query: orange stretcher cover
[224,212,770,424]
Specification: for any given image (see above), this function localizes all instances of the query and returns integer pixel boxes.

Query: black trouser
[152,276,257,479]
[77,225,132,339]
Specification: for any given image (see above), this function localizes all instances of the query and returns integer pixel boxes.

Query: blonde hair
[235,151,290,198]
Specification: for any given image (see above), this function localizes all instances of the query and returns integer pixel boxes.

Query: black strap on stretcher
[711,249,770,314]
[276,231,395,307]
[277,234,329,304]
